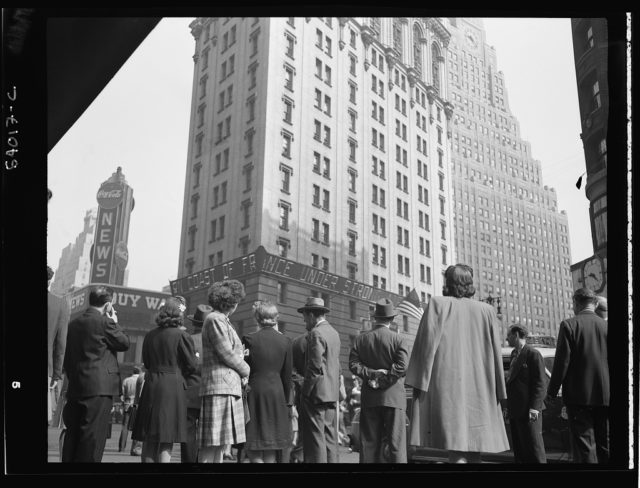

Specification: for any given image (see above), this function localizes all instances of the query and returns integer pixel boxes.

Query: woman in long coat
[132,297,198,462]
[405,264,509,463]
[242,300,293,463]
[198,280,250,463]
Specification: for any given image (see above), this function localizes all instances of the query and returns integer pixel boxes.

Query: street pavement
[48,423,359,464]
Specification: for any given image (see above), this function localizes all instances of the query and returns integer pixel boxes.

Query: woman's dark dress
[242,327,293,450]
[132,326,197,443]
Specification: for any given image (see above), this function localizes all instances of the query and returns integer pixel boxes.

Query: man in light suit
[505,324,547,463]
[548,287,609,463]
[62,285,130,462]
[298,297,341,463]
[48,266,69,424]
[349,298,409,463]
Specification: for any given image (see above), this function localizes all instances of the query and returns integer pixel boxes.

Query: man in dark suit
[62,285,129,462]
[349,298,409,463]
[298,297,341,463]
[289,330,308,463]
[547,287,609,463]
[181,304,212,463]
[48,266,69,424]
[505,324,547,463]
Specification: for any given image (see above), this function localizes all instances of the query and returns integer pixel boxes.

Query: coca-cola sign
[97,182,124,209]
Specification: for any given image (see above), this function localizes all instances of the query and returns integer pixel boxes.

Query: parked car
[351,346,572,463]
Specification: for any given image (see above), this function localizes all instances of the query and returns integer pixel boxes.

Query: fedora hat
[187,304,213,327]
[371,298,397,319]
[297,297,330,314]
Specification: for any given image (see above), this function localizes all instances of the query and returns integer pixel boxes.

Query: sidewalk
[48,424,359,464]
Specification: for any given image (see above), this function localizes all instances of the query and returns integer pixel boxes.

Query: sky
[47,16,594,293]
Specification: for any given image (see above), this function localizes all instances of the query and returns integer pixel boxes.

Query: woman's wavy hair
[252,300,279,327]
[442,264,476,298]
[208,280,246,312]
[156,296,185,328]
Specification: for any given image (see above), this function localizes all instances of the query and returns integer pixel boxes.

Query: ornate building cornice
[424,17,451,48]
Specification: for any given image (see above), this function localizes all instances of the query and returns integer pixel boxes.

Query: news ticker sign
[68,284,171,317]
[170,246,395,303]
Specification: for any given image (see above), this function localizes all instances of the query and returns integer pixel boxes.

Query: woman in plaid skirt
[198,280,251,463]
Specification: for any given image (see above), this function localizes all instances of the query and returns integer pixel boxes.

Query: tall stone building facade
[175,17,456,365]
[50,207,97,296]
[569,18,608,297]
[443,18,575,340]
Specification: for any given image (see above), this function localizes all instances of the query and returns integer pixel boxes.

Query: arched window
[393,19,403,56]
[413,24,423,73]
[432,43,441,94]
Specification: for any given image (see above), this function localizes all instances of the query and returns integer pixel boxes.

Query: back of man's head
[573,287,598,311]
[89,286,114,307]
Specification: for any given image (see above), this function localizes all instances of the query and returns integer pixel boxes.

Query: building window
[277,282,287,303]
[311,253,319,268]
[208,254,215,267]
[241,199,252,229]
[250,30,259,57]
[322,190,330,211]
[324,94,331,115]
[243,164,252,192]
[350,29,357,48]
[283,97,294,123]
[349,301,357,320]
[314,120,322,140]
[282,131,292,158]
[348,231,357,256]
[280,164,292,193]
[349,138,357,161]
[199,75,207,98]
[313,151,321,174]
[312,218,320,241]
[239,236,250,255]
[440,221,447,240]
[285,33,295,58]
[186,258,195,275]
[322,222,330,244]
[349,54,357,75]
[591,80,601,111]
[188,226,197,252]
[347,262,357,280]
[284,64,294,91]
[348,199,357,223]
[277,237,290,257]
[349,81,357,103]
[321,257,329,271]
[325,65,332,86]
[441,246,448,265]
[195,133,204,157]
[190,194,199,219]
[279,201,291,230]
[193,163,201,188]
[323,126,331,147]
[438,172,445,191]
[247,96,256,122]
[586,25,594,49]
[325,36,332,56]
[348,110,357,132]
[323,157,331,178]
[245,129,254,155]
[312,184,321,207]
[347,168,358,193]
[209,219,217,242]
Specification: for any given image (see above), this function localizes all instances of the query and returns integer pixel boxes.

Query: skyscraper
[443,18,574,339]
[569,18,608,297]
[175,17,457,358]
[51,208,97,296]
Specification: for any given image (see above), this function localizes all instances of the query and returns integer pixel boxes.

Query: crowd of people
[48,263,610,465]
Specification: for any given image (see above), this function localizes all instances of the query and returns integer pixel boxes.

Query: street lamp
[483,293,503,320]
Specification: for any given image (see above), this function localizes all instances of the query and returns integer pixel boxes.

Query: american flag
[396,288,424,320]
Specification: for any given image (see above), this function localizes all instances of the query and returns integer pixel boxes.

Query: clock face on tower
[583,256,605,293]
[464,28,479,49]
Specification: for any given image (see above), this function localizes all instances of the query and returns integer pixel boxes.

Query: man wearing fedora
[298,297,341,463]
[349,298,409,463]
[181,304,213,463]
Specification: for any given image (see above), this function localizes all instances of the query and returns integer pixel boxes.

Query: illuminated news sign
[170,246,394,303]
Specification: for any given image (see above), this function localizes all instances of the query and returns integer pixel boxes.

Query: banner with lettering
[170,246,397,303]
[90,206,118,283]
[68,284,171,316]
